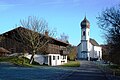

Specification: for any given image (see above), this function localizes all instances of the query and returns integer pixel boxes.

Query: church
[77,17,102,61]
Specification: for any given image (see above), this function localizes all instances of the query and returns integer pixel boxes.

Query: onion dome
[81,16,90,28]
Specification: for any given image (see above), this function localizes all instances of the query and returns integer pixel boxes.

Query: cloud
[37,0,65,6]
[36,0,81,7]
[0,4,22,7]
[0,1,23,11]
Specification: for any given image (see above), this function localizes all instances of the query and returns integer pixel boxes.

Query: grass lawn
[0,57,80,67]
[107,64,120,76]
[0,56,39,67]
[61,61,80,67]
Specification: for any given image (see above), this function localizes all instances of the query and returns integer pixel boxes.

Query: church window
[83,31,85,36]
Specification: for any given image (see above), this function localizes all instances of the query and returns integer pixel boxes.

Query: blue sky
[0,0,119,46]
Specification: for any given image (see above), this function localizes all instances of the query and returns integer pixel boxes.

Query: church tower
[78,17,102,61]
[80,16,90,60]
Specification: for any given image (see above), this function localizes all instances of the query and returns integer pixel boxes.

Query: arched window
[83,31,85,36]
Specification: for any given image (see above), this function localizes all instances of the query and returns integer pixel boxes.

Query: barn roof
[0,27,69,47]
[0,47,11,53]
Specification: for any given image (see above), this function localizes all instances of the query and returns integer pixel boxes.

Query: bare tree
[97,5,120,64]
[59,33,69,43]
[16,16,55,64]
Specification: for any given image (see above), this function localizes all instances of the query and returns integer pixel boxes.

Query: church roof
[90,38,99,46]
[81,16,90,24]
[77,38,100,47]
[81,16,90,28]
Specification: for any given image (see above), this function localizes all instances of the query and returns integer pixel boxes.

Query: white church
[77,17,102,61]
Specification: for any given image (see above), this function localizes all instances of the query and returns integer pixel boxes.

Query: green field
[61,61,80,67]
[0,56,39,67]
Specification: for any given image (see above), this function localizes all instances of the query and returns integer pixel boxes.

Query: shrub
[68,47,77,61]
[0,56,40,66]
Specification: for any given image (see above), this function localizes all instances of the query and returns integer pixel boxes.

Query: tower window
[83,31,85,36]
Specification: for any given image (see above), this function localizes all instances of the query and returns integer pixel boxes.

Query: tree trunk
[29,51,35,64]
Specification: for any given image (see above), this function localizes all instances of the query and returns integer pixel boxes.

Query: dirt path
[62,61,107,80]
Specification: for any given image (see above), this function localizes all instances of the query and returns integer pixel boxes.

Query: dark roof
[81,16,90,28]
[77,38,100,46]
[0,27,69,47]
[90,38,99,46]
[49,37,69,46]
[81,16,90,23]
[0,47,11,53]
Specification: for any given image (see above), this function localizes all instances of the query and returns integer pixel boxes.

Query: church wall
[77,44,82,59]
[81,41,87,51]
[77,17,102,60]
[89,42,94,58]
[81,28,89,40]
[89,43,102,60]
[78,42,102,60]
[81,28,85,40]
[94,46,102,60]
[86,28,90,40]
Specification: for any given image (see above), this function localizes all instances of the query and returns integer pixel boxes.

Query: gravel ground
[61,61,108,80]
[0,62,74,80]
[1,61,119,80]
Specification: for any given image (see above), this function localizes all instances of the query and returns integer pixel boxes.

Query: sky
[0,0,120,46]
